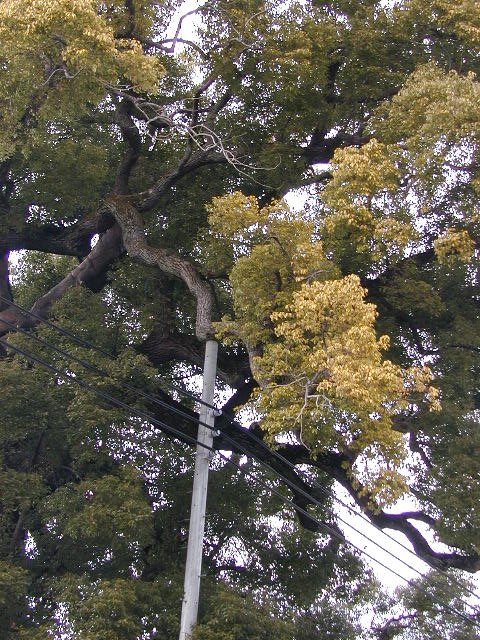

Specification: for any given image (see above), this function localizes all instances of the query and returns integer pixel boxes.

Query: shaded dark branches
[0,253,13,311]
[303,128,371,165]
[0,225,123,336]
[0,219,97,258]
[374,613,418,640]
[0,159,13,210]
[136,148,226,212]
[114,98,142,195]
[123,0,136,38]
[140,327,251,388]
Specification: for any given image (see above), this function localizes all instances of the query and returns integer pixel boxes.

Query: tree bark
[0,225,123,334]
[107,196,215,341]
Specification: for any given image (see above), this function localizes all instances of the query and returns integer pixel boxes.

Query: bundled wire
[2,296,479,604]
[0,296,479,628]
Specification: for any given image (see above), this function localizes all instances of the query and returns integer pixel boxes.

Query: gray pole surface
[179,339,218,640]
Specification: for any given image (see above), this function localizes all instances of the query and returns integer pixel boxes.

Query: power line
[1,335,478,628]
[1,297,479,609]
[1,295,479,606]
[0,315,458,591]
[1,336,479,629]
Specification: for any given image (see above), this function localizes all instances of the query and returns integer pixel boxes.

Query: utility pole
[179,339,218,640]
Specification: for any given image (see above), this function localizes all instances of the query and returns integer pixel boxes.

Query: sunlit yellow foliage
[325,140,400,198]
[434,228,476,264]
[209,193,338,347]
[374,64,480,149]
[207,192,268,240]
[320,140,416,264]
[207,191,440,504]
[0,0,163,159]
[251,274,438,505]
[354,467,410,511]
[370,62,480,258]
[254,275,414,440]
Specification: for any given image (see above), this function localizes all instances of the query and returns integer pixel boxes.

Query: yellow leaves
[273,275,377,340]
[114,39,163,94]
[372,218,418,259]
[0,0,164,159]
[320,140,416,266]
[369,63,480,246]
[246,274,439,506]
[326,140,401,197]
[209,192,338,347]
[209,192,439,504]
[404,366,442,413]
[374,63,480,147]
[207,192,266,238]
[322,203,375,253]
[355,467,409,511]
[224,243,293,345]
[255,275,403,427]
[434,228,475,264]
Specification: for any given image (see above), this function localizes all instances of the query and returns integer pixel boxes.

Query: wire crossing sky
[1,295,479,630]
[1,294,479,602]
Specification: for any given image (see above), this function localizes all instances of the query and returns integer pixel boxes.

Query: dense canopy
[0,0,480,637]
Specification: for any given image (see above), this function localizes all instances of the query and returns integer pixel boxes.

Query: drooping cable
[1,295,479,606]
[0,314,465,596]
[1,295,479,607]
[1,335,479,629]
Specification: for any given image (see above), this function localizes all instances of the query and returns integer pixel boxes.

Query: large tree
[0,0,479,637]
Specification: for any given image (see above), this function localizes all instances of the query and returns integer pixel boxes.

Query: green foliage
[12,252,78,306]
[372,572,480,640]
[0,0,164,159]
[20,138,112,221]
[0,561,29,636]
[1,0,480,638]
[193,586,295,640]
[39,467,154,572]
[51,574,179,640]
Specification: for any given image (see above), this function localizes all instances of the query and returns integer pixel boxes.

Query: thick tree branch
[374,613,418,640]
[107,196,214,340]
[0,225,123,335]
[140,35,209,58]
[123,0,136,38]
[0,159,13,210]
[0,219,97,258]
[113,98,142,195]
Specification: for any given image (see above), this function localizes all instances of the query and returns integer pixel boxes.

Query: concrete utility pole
[179,339,218,640]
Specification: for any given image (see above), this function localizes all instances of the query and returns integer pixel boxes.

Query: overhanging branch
[0,225,123,335]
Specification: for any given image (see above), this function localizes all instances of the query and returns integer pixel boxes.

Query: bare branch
[141,36,209,58]
[374,613,418,640]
